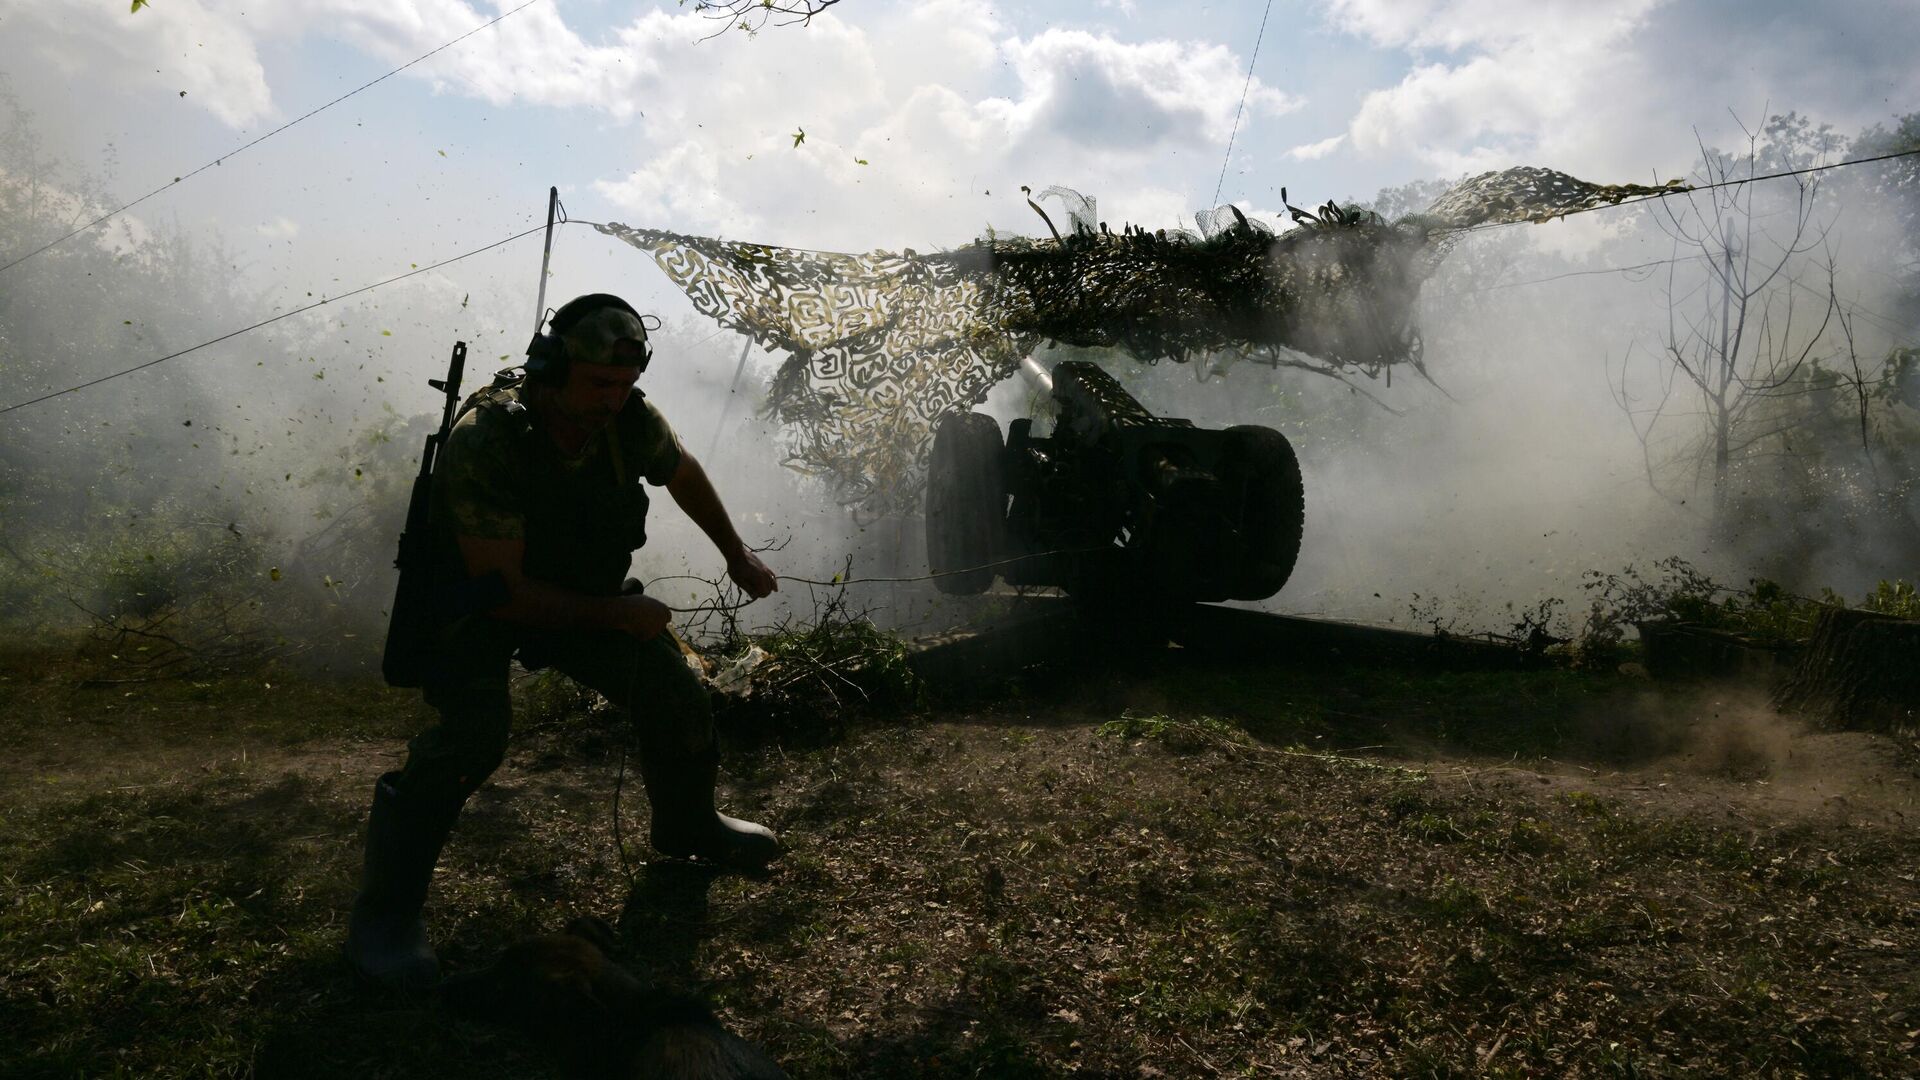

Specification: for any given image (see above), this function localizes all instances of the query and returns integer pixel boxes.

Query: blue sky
[3,0,1917,363]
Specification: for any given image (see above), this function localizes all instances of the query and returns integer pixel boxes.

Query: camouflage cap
[559,304,652,368]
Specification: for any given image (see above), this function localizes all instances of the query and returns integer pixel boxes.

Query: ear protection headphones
[524,293,654,387]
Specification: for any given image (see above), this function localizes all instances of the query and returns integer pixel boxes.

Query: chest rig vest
[460,372,654,597]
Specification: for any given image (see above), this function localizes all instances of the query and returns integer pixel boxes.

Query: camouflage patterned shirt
[430,379,684,595]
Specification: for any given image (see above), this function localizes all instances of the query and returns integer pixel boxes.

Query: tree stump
[1772,607,1920,731]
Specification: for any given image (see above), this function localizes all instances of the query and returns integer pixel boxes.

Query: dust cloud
[1547,682,1920,826]
[4,100,1915,666]
[955,149,1918,638]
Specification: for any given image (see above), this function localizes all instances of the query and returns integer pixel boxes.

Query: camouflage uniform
[390,379,711,818]
[348,300,777,991]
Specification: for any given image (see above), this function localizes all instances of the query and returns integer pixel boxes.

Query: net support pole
[706,335,756,462]
[533,185,560,333]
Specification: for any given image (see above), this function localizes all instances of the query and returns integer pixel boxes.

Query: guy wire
[659,547,1111,615]
[0,0,550,277]
[0,221,554,416]
[8,147,1917,418]
[1212,0,1276,209]
[1444,146,1920,237]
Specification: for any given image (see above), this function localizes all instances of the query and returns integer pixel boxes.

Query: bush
[1860,579,1920,618]
[1575,557,1839,665]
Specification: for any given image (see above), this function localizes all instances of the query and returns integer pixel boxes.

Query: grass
[0,635,1916,1078]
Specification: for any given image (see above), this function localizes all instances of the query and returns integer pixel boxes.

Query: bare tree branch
[688,0,849,39]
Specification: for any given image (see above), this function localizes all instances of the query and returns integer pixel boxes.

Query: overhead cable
[0,0,549,277]
[1212,0,1275,208]
[0,222,553,417]
[1433,252,1917,349]
[1448,146,1920,236]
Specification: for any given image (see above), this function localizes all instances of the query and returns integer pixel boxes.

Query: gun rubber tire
[1224,424,1305,601]
[926,411,1008,596]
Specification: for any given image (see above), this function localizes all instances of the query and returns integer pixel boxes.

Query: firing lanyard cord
[656,546,1107,614]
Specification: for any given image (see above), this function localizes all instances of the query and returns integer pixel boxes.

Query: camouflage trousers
[391,616,712,816]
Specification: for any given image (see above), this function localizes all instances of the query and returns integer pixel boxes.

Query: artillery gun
[925,359,1304,603]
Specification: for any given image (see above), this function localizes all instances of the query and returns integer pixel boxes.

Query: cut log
[1772,607,1920,731]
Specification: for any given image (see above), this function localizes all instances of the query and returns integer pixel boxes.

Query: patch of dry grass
[0,643,1915,1078]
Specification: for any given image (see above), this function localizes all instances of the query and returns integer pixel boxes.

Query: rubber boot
[344,772,453,990]
[641,735,781,870]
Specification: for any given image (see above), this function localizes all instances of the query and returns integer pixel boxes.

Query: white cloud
[593,142,763,237]
[866,0,1002,98]
[1324,0,1668,173]
[1288,133,1346,161]
[255,216,301,240]
[15,0,274,128]
[1320,0,1920,183]
[992,29,1303,153]
[13,0,1309,250]
[566,11,1308,248]
[1322,0,1663,53]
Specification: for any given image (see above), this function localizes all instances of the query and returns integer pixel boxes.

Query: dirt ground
[1,636,1916,1079]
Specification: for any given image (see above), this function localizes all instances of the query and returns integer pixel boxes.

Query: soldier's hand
[727,550,778,600]
[617,595,673,640]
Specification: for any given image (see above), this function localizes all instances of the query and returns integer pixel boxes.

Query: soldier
[347,293,781,989]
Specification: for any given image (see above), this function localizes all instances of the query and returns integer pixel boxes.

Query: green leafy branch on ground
[1573,555,1918,664]
[703,587,923,741]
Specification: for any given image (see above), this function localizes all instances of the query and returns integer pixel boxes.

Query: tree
[1614,112,1920,583]
[687,0,849,38]
[1843,112,1920,326]
[1616,113,1841,521]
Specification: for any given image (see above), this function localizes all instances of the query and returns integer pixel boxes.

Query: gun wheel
[1224,424,1305,601]
[925,411,1007,595]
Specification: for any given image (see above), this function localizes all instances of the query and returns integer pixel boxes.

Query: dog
[439,916,787,1080]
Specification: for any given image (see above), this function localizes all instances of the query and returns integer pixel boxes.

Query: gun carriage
[925,359,1304,603]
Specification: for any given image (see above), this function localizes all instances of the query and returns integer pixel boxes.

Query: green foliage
[709,594,922,739]
[1097,711,1244,753]
[1664,576,1833,645]
[1578,558,1920,669]
[1859,579,1920,618]
[1577,557,1837,661]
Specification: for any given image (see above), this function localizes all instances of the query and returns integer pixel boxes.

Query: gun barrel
[1019,356,1053,395]
[385,338,471,689]
[435,341,468,436]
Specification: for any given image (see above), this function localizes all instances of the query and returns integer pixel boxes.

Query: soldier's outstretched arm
[665,452,778,599]
[456,535,670,639]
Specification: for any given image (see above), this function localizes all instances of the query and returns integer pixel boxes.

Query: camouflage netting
[597,166,1687,511]
[1424,166,1690,230]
